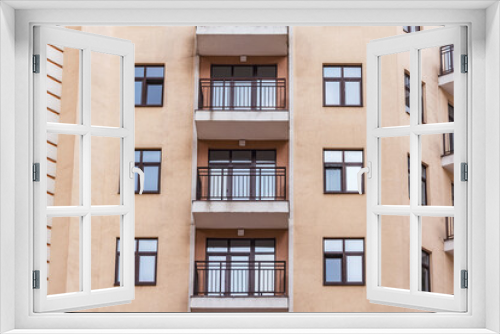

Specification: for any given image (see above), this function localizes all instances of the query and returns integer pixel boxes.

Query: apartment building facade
[46,25,455,312]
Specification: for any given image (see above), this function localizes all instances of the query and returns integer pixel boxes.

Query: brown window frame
[115,238,159,286]
[421,249,431,292]
[407,155,428,205]
[135,149,162,194]
[404,72,426,123]
[323,238,365,286]
[323,65,363,107]
[403,26,421,33]
[323,149,364,194]
[135,64,165,107]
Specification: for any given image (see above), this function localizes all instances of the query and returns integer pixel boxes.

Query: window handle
[130,162,145,195]
[357,162,371,195]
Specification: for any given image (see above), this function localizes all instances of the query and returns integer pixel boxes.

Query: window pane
[325,81,340,105]
[324,239,343,252]
[232,151,252,163]
[135,151,141,162]
[323,67,341,78]
[380,51,410,127]
[207,239,228,252]
[138,239,158,252]
[381,215,410,290]
[381,136,410,205]
[256,151,276,164]
[346,166,361,192]
[344,67,362,78]
[91,136,121,205]
[325,168,342,192]
[209,151,230,163]
[230,239,251,252]
[346,256,363,282]
[146,84,163,105]
[135,66,144,78]
[142,150,161,163]
[138,256,156,282]
[91,51,121,127]
[255,240,275,253]
[91,216,121,290]
[324,150,343,163]
[256,66,276,78]
[345,81,361,105]
[325,258,342,283]
[47,217,81,295]
[143,166,160,192]
[135,81,143,105]
[212,66,232,78]
[344,151,363,163]
[233,66,253,77]
[146,67,164,78]
[345,239,364,252]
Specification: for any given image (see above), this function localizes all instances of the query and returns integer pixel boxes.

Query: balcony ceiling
[196,26,288,56]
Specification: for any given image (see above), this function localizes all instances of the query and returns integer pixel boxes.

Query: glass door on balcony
[208,150,277,200]
[211,65,277,110]
[205,239,276,297]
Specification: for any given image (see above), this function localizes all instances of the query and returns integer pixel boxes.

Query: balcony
[192,167,289,229]
[195,78,289,140]
[196,26,288,56]
[441,133,454,173]
[191,260,288,311]
[444,217,454,254]
[438,45,454,96]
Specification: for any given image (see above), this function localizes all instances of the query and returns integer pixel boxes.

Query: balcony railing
[193,261,286,297]
[440,45,454,76]
[445,217,454,240]
[443,133,455,156]
[198,78,287,111]
[196,167,286,201]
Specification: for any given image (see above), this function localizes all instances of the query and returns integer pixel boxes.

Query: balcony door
[211,65,277,110]
[208,150,277,200]
[205,239,276,296]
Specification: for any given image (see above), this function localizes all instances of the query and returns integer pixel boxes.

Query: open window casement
[364,26,467,312]
[33,26,140,312]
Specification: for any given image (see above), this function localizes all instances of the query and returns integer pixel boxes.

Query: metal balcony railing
[443,133,455,156]
[445,217,454,240]
[440,45,454,76]
[198,78,287,111]
[193,261,287,297]
[196,167,287,201]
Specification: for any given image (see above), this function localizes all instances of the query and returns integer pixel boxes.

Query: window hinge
[461,162,468,181]
[461,54,468,73]
[461,270,468,289]
[33,54,40,73]
[33,270,40,289]
[33,163,40,182]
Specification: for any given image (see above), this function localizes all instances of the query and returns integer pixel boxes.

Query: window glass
[345,151,363,163]
[209,150,230,163]
[138,256,156,282]
[325,81,340,105]
[135,65,165,107]
[256,151,276,163]
[345,81,361,105]
[347,256,363,282]
[146,67,164,78]
[323,65,362,106]
[325,168,342,192]
[324,239,343,252]
[324,150,343,163]
[134,66,144,77]
[325,258,342,283]
[346,166,361,192]
[255,240,275,252]
[323,66,341,78]
[230,239,251,252]
[233,66,254,78]
[256,66,277,78]
[146,84,163,105]
[138,239,158,252]
[232,151,252,163]
[207,239,228,252]
[143,166,160,192]
[212,66,232,78]
[135,82,143,105]
[143,151,161,163]
[344,67,362,78]
[345,239,364,252]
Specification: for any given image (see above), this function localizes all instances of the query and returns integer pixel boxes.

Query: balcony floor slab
[190,296,288,312]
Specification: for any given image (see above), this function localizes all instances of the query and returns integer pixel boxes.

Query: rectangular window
[404,72,425,123]
[116,238,158,286]
[135,149,162,194]
[135,65,165,107]
[323,65,362,107]
[403,26,421,33]
[421,250,431,292]
[324,238,365,285]
[324,150,363,194]
[407,156,428,205]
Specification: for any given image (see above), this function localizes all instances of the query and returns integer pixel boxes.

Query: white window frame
[0,2,498,333]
